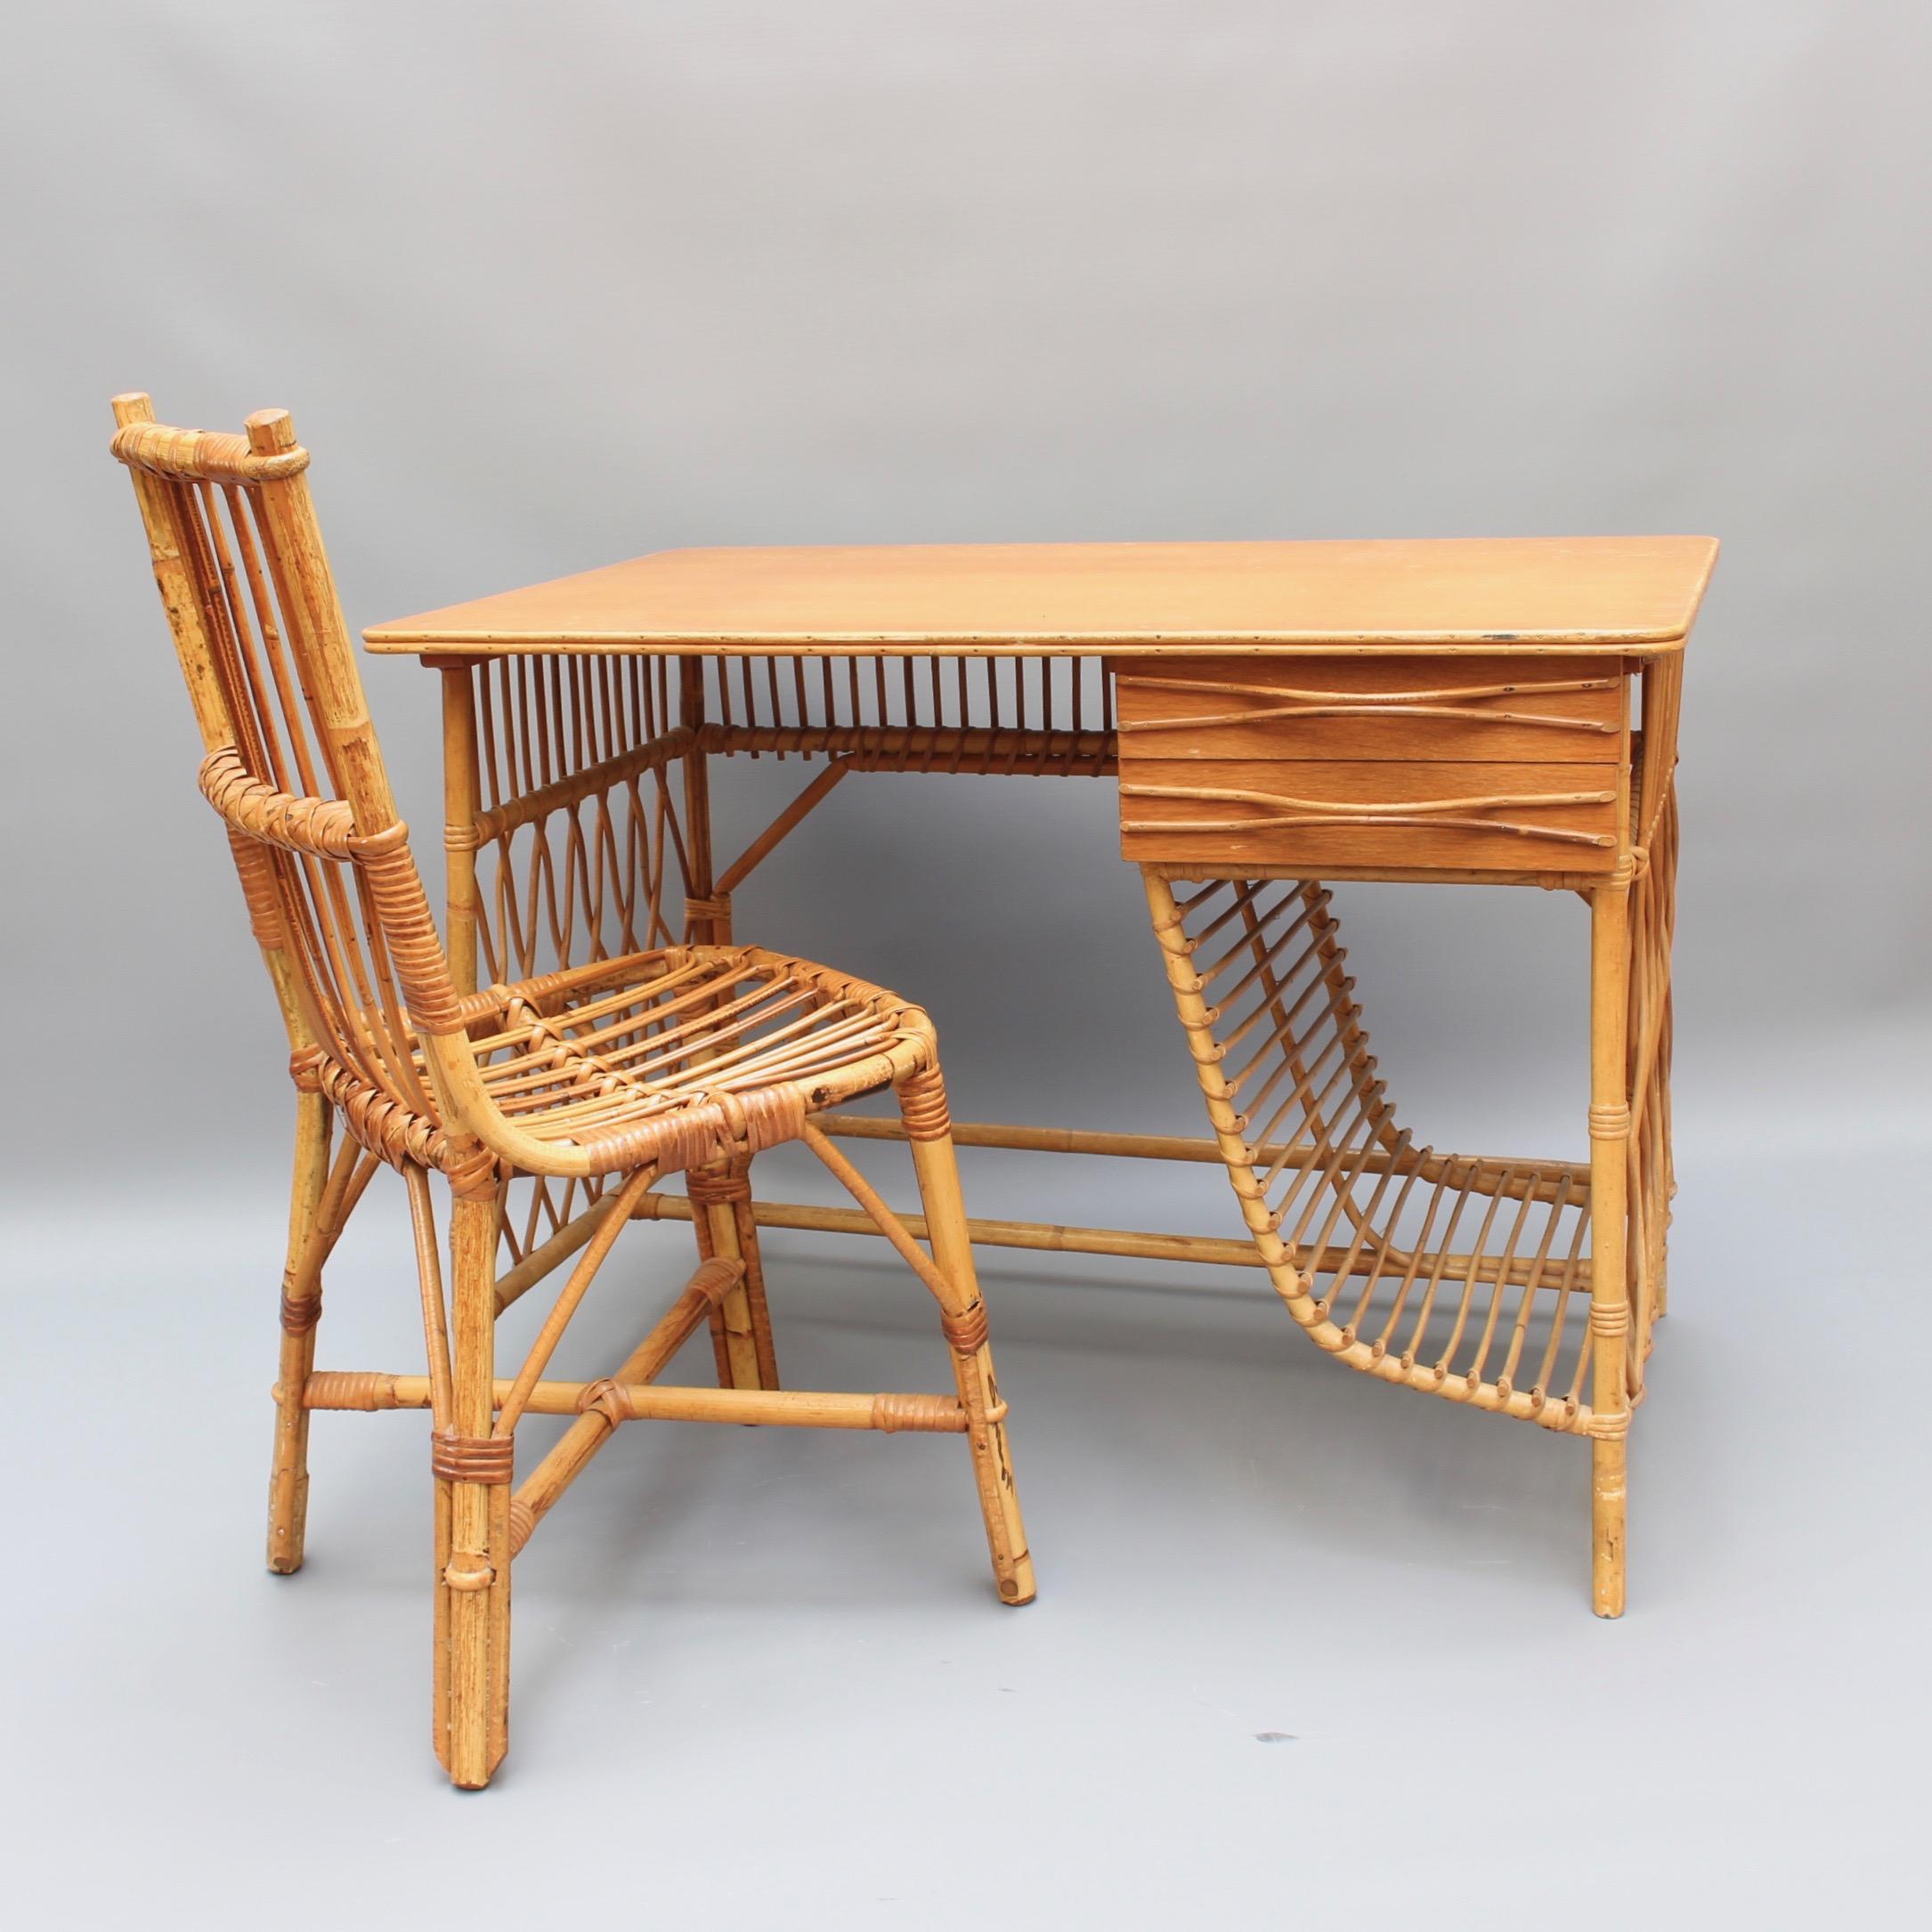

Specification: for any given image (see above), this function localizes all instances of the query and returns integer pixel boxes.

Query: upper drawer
[1112,653,1627,763]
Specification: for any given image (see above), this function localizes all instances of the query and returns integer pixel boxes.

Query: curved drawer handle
[1122,809,1617,849]
[1116,673,1619,736]
[1119,701,1617,735]
[1118,674,1619,705]
[1126,780,1614,816]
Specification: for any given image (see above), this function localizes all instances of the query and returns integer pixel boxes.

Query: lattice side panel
[458,653,694,1271]
[689,653,1117,773]
[1144,874,1609,1436]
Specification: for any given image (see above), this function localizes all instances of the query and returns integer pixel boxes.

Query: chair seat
[309,944,934,1182]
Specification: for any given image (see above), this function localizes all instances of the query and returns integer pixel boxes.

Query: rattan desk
[368,534,1718,1613]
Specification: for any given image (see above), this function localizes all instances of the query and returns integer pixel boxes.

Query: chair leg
[689,1158,779,1390]
[898,1074,1035,1606]
[266,1092,330,1574]
[435,1188,513,1788]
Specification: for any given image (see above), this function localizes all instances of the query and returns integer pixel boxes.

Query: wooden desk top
[364,535,1717,658]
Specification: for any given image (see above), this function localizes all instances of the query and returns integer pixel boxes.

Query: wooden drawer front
[1119,758,1623,873]
[1114,653,1626,763]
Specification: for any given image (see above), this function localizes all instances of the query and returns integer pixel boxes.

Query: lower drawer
[1118,759,1624,874]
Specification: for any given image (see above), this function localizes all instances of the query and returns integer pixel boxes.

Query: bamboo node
[940,1302,990,1356]
[442,1550,495,1593]
[430,1431,515,1485]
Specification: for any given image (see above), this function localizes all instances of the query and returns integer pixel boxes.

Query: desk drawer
[1114,653,1625,764]
[1118,757,1623,873]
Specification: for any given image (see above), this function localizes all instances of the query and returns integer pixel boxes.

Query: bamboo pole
[1588,877,1633,1618]
[441,1190,507,1788]
[509,1256,740,1555]
[625,1188,1588,1288]
[713,757,851,894]
[812,1111,1588,1194]
[440,664,481,996]
[303,1372,964,1432]
[491,1192,621,1314]
[265,1091,331,1573]
[900,1083,1036,1605]
[679,656,727,944]
[692,1166,767,1390]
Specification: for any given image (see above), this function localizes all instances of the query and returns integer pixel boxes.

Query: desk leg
[1588,875,1634,1618]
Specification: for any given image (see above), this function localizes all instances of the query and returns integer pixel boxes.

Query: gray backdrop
[4,3,1928,1923]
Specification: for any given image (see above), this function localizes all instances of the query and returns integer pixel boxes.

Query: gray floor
[4,1073,1926,1927]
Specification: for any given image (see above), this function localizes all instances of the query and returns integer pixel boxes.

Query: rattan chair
[109,394,1032,1789]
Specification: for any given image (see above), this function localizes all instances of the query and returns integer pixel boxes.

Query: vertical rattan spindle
[440,663,482,996]
[679,655,731,944]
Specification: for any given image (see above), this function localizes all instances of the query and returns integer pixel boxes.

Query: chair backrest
[110,394,458,1130]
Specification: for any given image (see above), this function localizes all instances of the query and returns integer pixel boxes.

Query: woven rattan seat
[302,941,933,1185]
